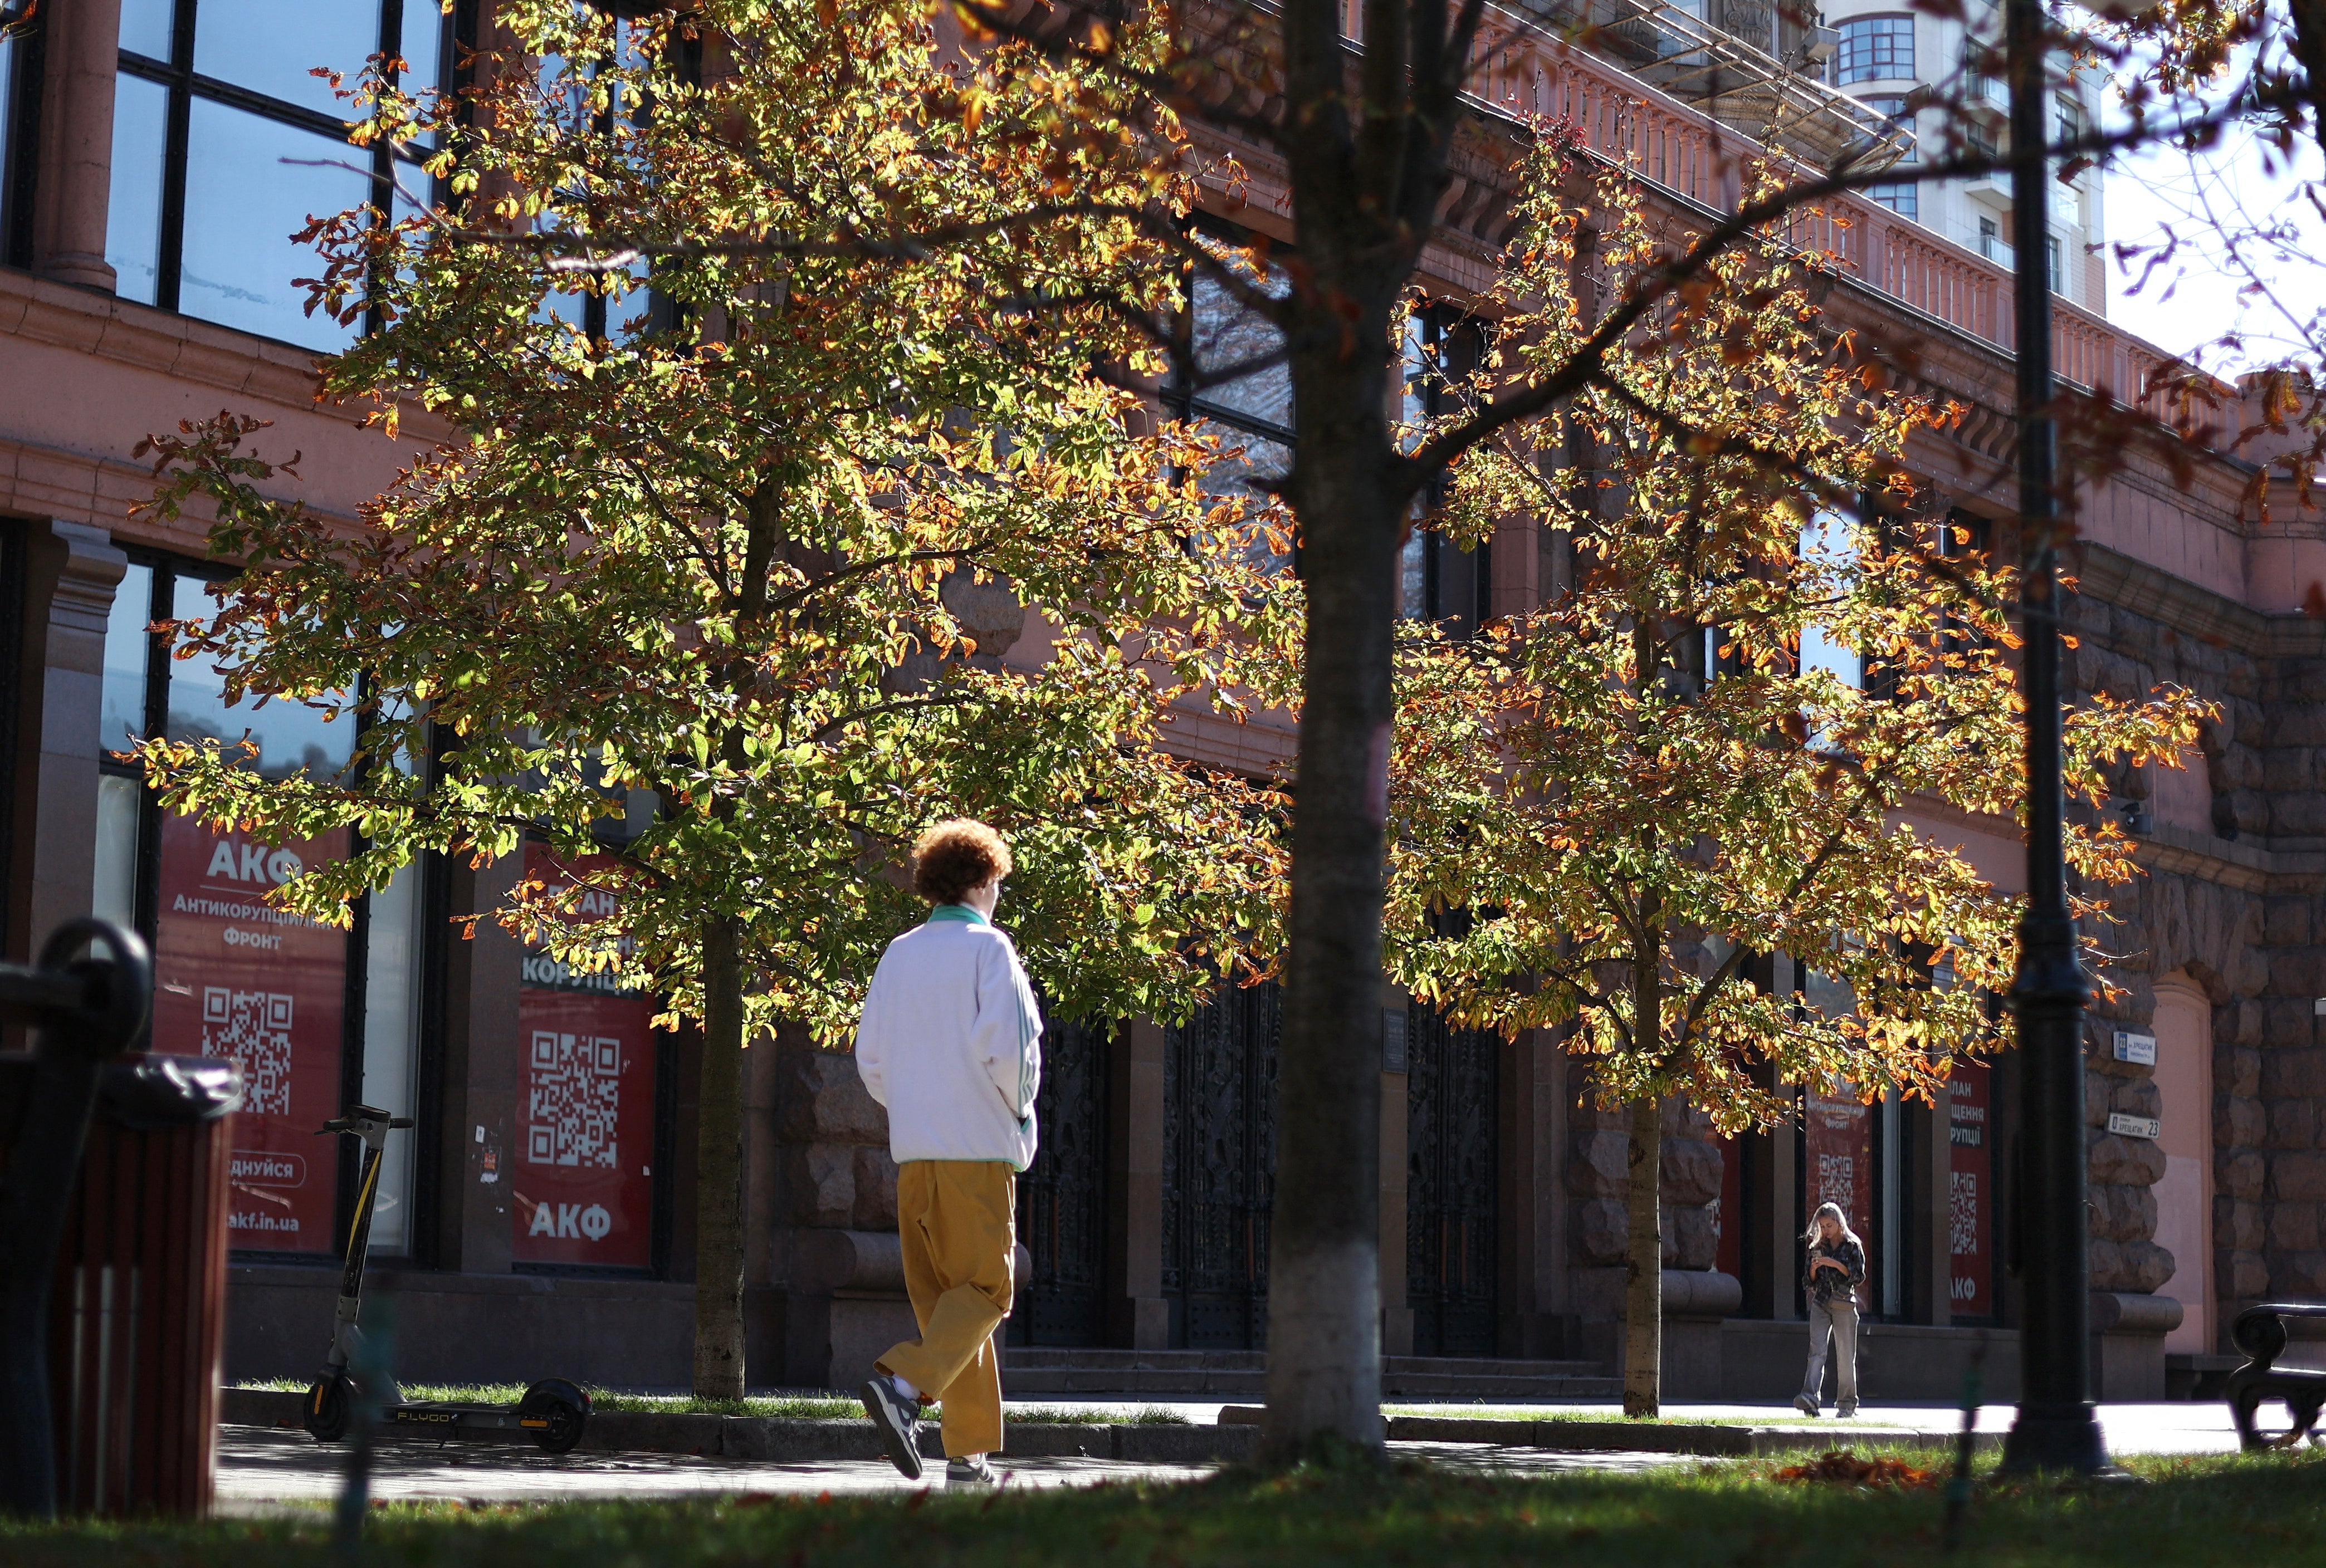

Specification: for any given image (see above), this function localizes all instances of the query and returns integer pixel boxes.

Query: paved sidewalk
[217,1425,1694,1514]
[1007,1400,2246,1455]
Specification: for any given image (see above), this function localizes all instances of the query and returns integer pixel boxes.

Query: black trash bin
[0,920,236,1520]
[47,1057,240,1515]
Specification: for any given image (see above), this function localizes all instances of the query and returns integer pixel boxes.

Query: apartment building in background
[1,0,2317,1402]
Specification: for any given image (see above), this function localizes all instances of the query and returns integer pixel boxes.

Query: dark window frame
[1399,302,1492,635]
[1164,213,1297,450]
[0,518,22,961]
[507,825,680,1284]
[100,547,438,1267]
[0,3,42,270]
[1834,15,1914,85]
[1866,180,1919,220]
[113,0,446,339]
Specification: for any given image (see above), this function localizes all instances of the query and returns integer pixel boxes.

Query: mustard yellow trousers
[875,1159,1015,1458]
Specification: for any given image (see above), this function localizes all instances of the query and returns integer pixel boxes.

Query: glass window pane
[1190,254,1292,433]
[179,99,369,349]
[101,560,156,754]
[1836,16,1912,85]
[1,35,14,242]
[92,775,143,931]
[193,0,380,121]
[1399,530,1427,619]
[1800,508,1860,691]
[154,814,350,1253]
[106,74,170,305]
[514,845,659,1270]
[119,0,175,59]
[1191,417,1294,575]
[400,0,445,100]
[166,573,358,779]
[361,860,425,1253]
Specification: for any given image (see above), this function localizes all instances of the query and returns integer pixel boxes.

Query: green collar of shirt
[928,904,990,925]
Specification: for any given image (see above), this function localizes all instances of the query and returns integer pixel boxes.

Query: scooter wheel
[519,1378,589,1454]
[303,1374,352,1443]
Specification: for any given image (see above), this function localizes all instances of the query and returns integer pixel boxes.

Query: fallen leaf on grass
[1776,1451,1939,1489]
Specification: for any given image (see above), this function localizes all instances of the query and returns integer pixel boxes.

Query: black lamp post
[1998,0,2115,1476]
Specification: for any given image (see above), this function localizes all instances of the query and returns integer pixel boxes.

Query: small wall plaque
[1382,1008,1408,1074]
[2112,1030,2157,1066]
[2106,1112,2161,1140]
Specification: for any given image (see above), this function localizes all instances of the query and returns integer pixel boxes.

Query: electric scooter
[302,1104,592,1454]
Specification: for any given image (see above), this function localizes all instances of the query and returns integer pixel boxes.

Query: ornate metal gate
[1406,1006,1499,1356]
[1009,1015,1111,1346]
[1162,981,1280,1349]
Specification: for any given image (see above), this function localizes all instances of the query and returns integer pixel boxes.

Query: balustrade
[1206,0,2195,412]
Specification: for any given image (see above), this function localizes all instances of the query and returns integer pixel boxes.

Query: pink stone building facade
[2,0,2314,1398]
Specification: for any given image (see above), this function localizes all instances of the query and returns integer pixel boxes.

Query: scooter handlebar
[318,1116,419,1133]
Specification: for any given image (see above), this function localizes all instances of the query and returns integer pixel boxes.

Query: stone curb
[218,1388,1254,1464]
[1219,1407,2000,1457]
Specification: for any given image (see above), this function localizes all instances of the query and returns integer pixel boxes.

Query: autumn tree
[1382,153,2212,1414]
[131,0,1294,1399]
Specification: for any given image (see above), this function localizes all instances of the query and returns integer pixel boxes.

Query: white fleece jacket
[854,905,1043,1170]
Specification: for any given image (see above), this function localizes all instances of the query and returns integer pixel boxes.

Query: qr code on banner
[1949,1171,1980,1255]
[526,1031,620,1168]
[203,987,294,1116]
[1817,1154,1855,1216]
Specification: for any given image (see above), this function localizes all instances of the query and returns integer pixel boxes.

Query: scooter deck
[382,1402,556,1437]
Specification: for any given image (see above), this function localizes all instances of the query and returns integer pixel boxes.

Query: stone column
[1107,1017,1167,1348]
[1490,513,1540,623]
[1767,1095,1801,1321]
[32,0,123,292]
[17,521,125,955]
[1918,1097,1951,1326]
[443,851,522,1275]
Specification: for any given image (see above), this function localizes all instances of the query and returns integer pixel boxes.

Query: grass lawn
[230,1382,1189,1424]
[3,1448,2319,1567]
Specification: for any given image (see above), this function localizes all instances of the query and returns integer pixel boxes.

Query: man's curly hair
[910,819,1014,905]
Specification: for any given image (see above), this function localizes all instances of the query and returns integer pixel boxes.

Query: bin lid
[98,1056,243,1129]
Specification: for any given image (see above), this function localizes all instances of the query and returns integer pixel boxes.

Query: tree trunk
[693,913,747,1399]
[1623,1091,1663,1417]
[1258,315,1404,1466]
[689,479,779,1400]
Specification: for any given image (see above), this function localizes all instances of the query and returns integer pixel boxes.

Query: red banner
[1804,1088,1873,1292]
[152,814,349,1253]
[1947,1060,1995,1317]
[511,845,658,1269]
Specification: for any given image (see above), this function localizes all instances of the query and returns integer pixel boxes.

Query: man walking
[855,819,1041,1487]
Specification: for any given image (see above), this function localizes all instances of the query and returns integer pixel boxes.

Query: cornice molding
[2073,541,2326,662]
[0,264,452,440]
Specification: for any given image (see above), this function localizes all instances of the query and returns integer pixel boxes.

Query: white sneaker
[946,1454,1002,1488]
[1794,1394,1821,1417]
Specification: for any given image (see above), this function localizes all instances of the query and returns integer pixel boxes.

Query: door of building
[1162,981,1280,1349]
[1406,1006,1499,1356]
[1010,1015,1112,1346]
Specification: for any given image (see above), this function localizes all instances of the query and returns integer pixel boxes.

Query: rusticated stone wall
[1567,1096,1726,1273]
[774,1033,899,1234]
[2066,564,2326,1346]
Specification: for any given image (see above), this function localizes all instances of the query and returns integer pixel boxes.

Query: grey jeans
[1800,1297,1859,1408]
